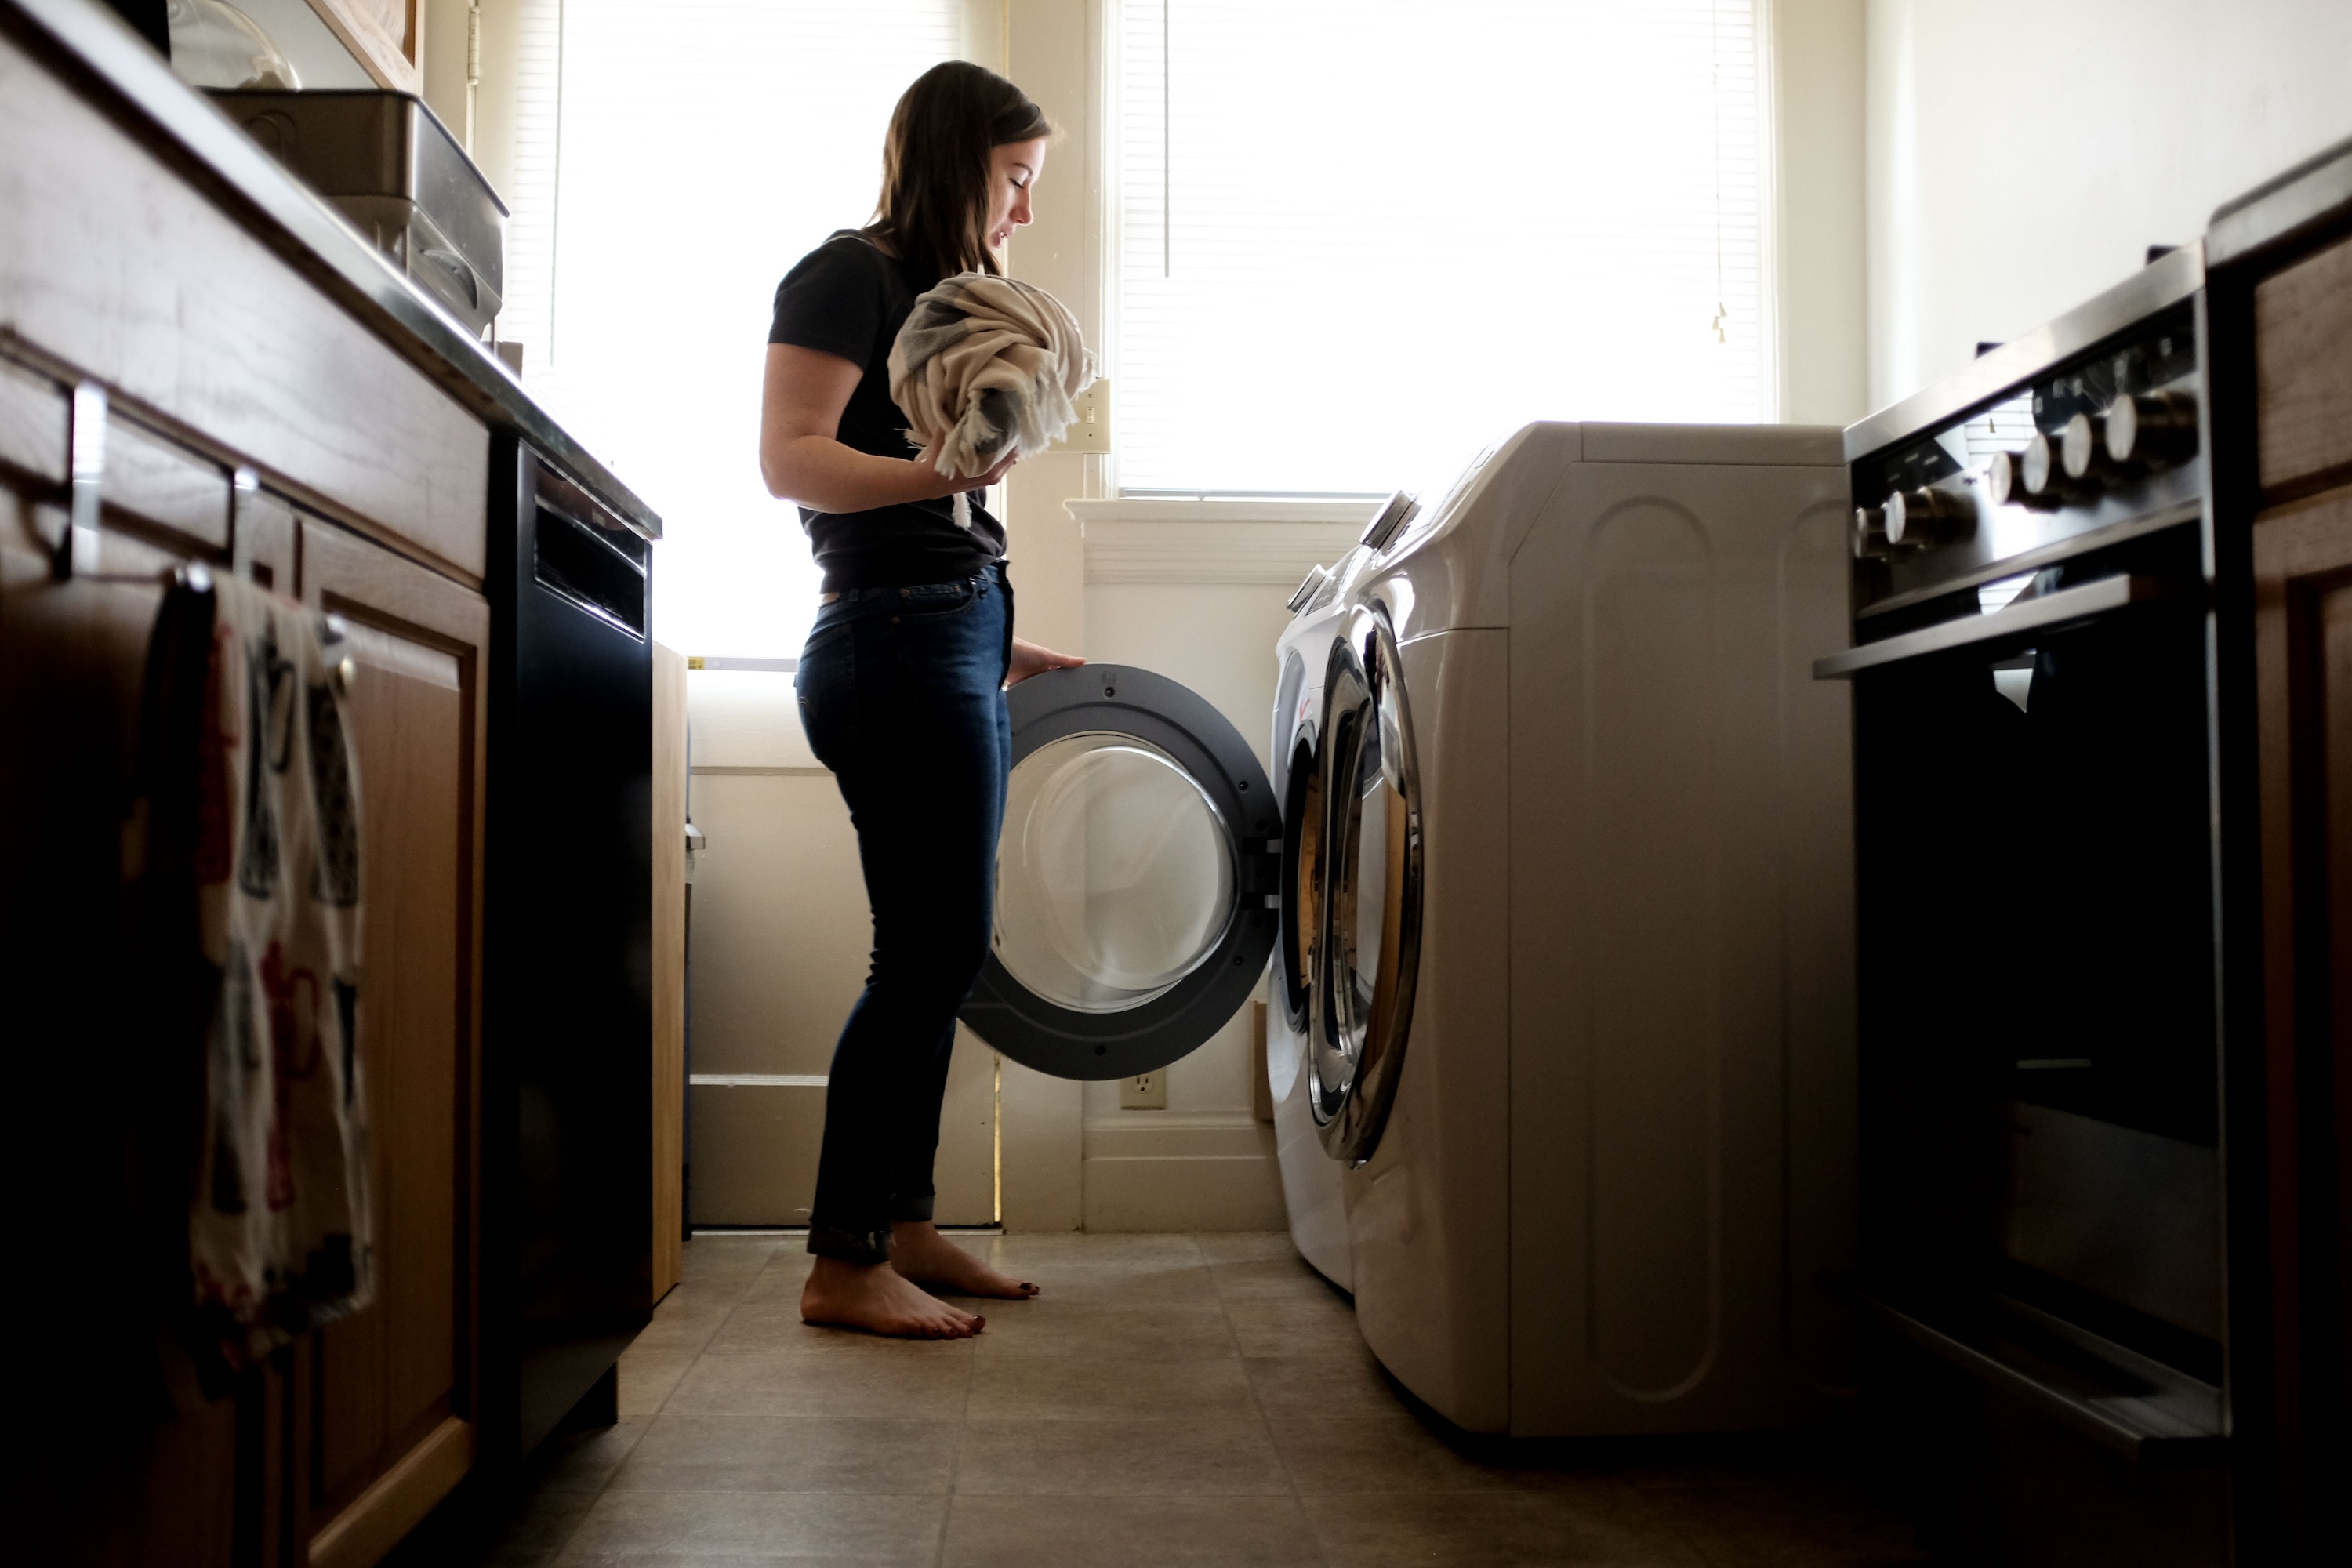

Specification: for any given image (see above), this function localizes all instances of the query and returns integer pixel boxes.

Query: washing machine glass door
[962,665,1280,1080]
[1273,651,1322,1038]
[1310,605,1424,1163]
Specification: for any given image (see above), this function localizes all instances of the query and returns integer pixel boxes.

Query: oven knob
[1852,505,1895,560]
[2060,411,2130,488]
[1986,450,2062,510]
[2024,430,2090,501]
[1885,486,1973,550]
[2104,390,2198,468]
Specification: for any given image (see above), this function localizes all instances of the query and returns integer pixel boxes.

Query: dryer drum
[1310,606,1425,1163]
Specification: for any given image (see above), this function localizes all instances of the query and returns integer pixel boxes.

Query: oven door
[1822,527,2223,1389]
[960,664,1279,1080]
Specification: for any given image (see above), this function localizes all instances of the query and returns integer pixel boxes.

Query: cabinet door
[297,519,488,1568]
[1,368,260,1568]
[2253,484,2352,1552]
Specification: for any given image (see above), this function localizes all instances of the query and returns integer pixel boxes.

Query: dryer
[1289,422,1859,1435]
[1262,528,1391,1291]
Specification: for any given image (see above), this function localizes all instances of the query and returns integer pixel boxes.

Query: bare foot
[800,1254,984,1338]
[889,1221,1041,1300]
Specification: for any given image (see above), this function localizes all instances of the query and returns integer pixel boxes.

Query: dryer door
[1272,649,1322,1039]
[962,665,1280,1080]
[1310,605,1425,1163]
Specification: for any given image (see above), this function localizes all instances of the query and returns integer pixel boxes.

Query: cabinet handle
[58,380,105,580]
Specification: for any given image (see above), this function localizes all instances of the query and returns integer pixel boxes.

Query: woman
[760,61,1081,1338]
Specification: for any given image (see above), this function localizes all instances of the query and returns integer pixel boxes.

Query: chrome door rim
[1308,604,1424,1163]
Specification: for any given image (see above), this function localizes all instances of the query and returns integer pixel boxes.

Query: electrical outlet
[1051,379,1111,453]
[1120,1069,1167,1109]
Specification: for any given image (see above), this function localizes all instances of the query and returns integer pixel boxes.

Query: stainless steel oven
[1821,249,2233,1560]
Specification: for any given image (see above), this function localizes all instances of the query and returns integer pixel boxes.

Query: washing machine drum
[962,665,1280,1080]
[1308,606,1425,1163]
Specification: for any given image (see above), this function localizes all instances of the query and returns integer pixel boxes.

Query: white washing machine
[1262,503,1410,1293]
[1280,422,1860,1436]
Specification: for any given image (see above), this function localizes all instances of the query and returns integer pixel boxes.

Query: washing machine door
[962,664,1280,1080]
[1310,605,1425,1163]
[1272,652,1322,1039]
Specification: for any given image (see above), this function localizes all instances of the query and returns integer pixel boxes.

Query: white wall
[1865,0,2352,410]
[1770,0,1869,426]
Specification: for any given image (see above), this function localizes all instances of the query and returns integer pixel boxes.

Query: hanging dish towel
[136,569,372,1361]
[888,272,1098,528]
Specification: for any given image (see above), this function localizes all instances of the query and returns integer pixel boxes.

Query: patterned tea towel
[136,569,372,1360]
[887,272,1097,527]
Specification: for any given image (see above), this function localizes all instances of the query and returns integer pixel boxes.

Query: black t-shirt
[768,232,1006,590]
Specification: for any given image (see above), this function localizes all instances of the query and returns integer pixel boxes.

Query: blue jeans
[793,563,1011,1265]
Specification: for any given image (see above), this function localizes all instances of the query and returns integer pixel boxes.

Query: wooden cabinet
[2225,220,2352,1563]
[298,521,488,1568]
[2,7,656,1562]
[0,352,492,1568]
[652,641,687,1302]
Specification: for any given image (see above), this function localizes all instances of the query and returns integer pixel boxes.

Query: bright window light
[1118,0,1763,500]
[500,0,965,659]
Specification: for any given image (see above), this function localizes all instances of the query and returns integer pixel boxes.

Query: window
[1117,0,1764,499]
[500,0,968,657]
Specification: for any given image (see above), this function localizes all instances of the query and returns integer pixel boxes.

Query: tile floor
[394,1232,1929,1567]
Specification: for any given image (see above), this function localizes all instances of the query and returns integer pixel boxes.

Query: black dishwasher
[484,434,654,1459]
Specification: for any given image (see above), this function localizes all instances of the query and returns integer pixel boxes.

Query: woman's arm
[760,343,1018,512]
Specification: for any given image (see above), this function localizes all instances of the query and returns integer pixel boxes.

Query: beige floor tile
[1196,1232,1301,1265]
[1272,1414,1616,1494]
[702,1301,989,1356]
[984,1232,1205,1271]
[382,1484,598,1568]
[1210,1256,1359,1305]
[954,1417,1289,1495]
[617,1350,702,1421]
[964,1356,1258,1421]
[1243,1352,1406,1421]
[528,1421,652,1494]
[1005,1260,1226,1310]
[702,1308,986,1358]
[1225,1293,1367,1357]
[628,1298,737,1358]
[1651,1479,1926,1566]
[1305,1487,1709,1567]
[663,1349,973,1421]
[607,1413,958,1495]
[553,1490,944,1564]
[941,1493,1324,1566]
[970,1301,1240,1360]
[678,1235,783,1283]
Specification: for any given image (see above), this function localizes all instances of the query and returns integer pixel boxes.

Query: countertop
[5,0,661,540]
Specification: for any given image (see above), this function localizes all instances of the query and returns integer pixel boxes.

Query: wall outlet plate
[1051,379,1110,454]
[1119,1068,1167,1109]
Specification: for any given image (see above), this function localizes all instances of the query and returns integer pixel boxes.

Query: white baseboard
[1081,1114,1287,1232]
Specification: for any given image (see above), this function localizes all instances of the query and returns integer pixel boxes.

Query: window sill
[1064,497,1383,526]
[1065,496,1372,586]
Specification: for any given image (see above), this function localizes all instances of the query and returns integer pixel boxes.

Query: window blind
[1118,0,1763,499]
[500,0,964,658]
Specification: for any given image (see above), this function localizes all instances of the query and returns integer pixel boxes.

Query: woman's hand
[1007,636,1084,687]
[920,441,1019,501]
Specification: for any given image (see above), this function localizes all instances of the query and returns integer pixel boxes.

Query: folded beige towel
[889,273,1097,527]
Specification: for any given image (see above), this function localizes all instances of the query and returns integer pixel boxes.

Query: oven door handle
[1811,574,2198,680]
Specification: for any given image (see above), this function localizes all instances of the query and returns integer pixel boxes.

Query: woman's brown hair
[867,62,1054,286]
